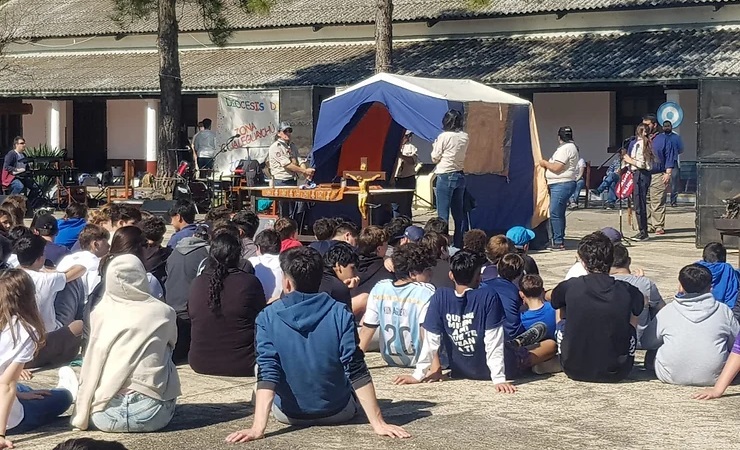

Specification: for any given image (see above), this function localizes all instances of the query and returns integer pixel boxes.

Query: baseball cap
[278,122,293,133]
[506,226,535,248]
[31,212,59,235]
[404,130,413,136]
[600,226,622,243]
[403,226,424,243]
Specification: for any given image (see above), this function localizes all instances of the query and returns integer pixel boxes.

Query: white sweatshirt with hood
[642,292,740,386]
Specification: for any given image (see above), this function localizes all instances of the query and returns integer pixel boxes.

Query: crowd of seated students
[3,194,740,447]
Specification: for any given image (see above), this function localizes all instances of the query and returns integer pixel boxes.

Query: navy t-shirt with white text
[423,288,505,380]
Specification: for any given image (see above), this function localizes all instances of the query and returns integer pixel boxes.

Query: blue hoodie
[55,217,87,249]
[697,261,740,308]
[255,291,371,419]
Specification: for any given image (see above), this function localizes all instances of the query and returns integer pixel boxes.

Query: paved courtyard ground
[16,205,740,450]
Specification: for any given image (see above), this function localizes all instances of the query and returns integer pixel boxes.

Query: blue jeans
[548,181,575,246]
[91,392,176,433]
[435,172,466,248]
[9,385,73,435]
[569,178,586,205]
[8,178,24,195]
[670,167,681,204]
[273,179,298,219]
[596,173,619,204]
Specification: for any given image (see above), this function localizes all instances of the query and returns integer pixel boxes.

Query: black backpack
[235,159,264,187]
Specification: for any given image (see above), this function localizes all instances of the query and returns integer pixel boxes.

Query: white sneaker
[56,366,79,401]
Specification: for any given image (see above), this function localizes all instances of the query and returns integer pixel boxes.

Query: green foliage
[110,0,275,46]
[24,144,65,158]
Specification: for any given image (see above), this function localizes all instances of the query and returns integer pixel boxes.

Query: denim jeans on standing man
[273,178,298,219]
[435,171,466,248]
[548,181,575,247]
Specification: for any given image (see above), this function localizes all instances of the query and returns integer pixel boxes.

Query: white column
[146,99,159,173]
[49,100,61,149]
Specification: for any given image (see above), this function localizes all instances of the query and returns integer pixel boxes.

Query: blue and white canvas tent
[310,73,549,233]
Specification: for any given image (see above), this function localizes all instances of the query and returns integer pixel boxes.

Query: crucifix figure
[343,157,386,227]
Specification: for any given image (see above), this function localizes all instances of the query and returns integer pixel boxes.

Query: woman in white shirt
[0,269,78,444]
[431,110,469,248]
[622,123,654,241]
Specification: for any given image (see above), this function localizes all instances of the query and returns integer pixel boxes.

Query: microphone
[230,133,240,139]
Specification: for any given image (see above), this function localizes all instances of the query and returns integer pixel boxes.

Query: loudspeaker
[697,205,739,248]
[698,79,740,162]
[141,200,176,221]
[279,86,336,156]
[697,163,740,206]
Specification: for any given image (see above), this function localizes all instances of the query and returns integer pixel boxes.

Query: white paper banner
[215,91,279,174]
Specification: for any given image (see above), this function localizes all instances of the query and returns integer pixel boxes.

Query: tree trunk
[157,0,181,176]
[375,0,393,73]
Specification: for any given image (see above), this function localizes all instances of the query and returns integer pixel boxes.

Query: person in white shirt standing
[192,118,218,177]
[539,126,580,251]
[15,235,86,369]
[431,110,469,249]
[392,130,419,219]
[267,122,315,219]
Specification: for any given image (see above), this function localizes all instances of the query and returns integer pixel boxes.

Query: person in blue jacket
[698,242,740,310]
[56,203,88,249]
[225,246,410,443]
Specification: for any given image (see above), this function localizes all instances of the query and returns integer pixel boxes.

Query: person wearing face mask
[646,120,678,236]
[267,122,315,219]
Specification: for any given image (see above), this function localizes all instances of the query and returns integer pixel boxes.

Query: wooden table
[235,185,415,225]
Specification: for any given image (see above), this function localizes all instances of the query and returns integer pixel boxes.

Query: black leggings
[632,170,651,234]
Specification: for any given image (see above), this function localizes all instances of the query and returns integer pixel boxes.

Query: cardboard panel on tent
[309,74,549,233]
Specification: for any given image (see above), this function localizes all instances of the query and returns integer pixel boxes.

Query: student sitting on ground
[551,232,645,382]
[73,255,181,433]
[506,226,540,275]
[16,235,86,369]
[56,203,88,250]
[319,242,359,310]
[310,220,359,256]
[421,231,455,290]
[359,243,436,367]
[0,269,79,443]
[308,217,338,255]
[642,264,740,386]
[393,250,514,392]
[249,229,284,302]
[424,217,459,256]
[482,235,514,281]
[1,195,26,224]
[610,243,665,346]
[565,227,622,280]
[139,216,172,289]
[225,247,409,443]
[53,438,129,450]
[519,274,556,339]
[188,232,266,377]
[275,217,302,252]
[31,211,70,267]
[697,242,740,310]
[482,254,559,378]
[167,199,198,249]
[351,226,393,319]
[231,210,260,259]
[0,206,17,236]
[384,216,413,258]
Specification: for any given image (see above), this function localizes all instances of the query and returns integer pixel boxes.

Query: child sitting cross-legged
[393,250,516,392]
[358,242,436,368]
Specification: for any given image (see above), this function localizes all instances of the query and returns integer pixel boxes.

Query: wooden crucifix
[343,157,386,227]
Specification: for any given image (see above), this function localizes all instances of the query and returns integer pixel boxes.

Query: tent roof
[331,73,531,105]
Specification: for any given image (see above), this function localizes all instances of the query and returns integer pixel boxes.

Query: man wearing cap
[193,118,218,176]
[392,131,419,218]
[505,226,540,275]
[539,126,580,251]
[31,211,71,267]
[268,122,315,218]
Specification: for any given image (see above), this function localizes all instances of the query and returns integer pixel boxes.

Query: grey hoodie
[642,292,740,386]
[164,237,209,319]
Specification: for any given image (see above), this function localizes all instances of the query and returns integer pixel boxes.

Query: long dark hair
[442,109,464,132]
[207,232,241,312]
[99,225,146,277]
[0,269,46,353]
[635,123,654,163]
